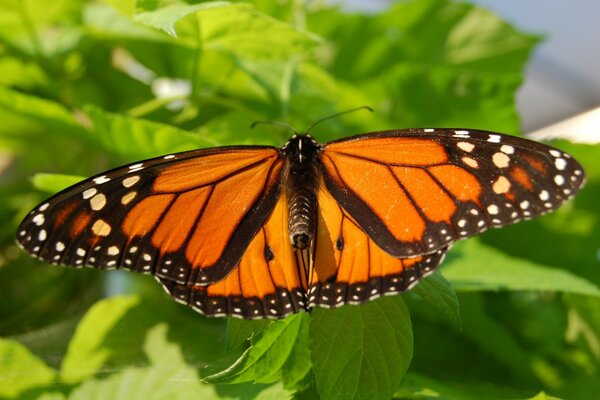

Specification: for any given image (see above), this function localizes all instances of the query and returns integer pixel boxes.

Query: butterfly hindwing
[17,146,285,286]
[308,183,449,308]
[321,128,585,258]
[159,193,307,319]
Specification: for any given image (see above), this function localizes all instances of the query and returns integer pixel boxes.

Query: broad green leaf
[310,296,413,400]
[84,105,218,160]
[60,295,140,383]
[443,240,600,297]
[226,319,271,350]
[32,173,85,194]
[0,85,81,135]
[83,3,166,41]
[310,0,538,80]
[0,56,48,89]
[69,324,211,400]
[280,314,312,391]
[206,313,306,384]
[382,64,522,131]
[0,339,57,398]
[0,0,82,55]
[412,271,461,329]
[135,1,231,37]
[135,2,320,58]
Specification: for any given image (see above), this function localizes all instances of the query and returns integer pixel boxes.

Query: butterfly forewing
[17,146,284,286]
[321,128,585,258]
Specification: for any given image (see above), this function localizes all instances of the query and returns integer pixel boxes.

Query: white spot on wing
[93,176,110,185]
[121,192,137,205]
[92,219,111,236]
[492,176,511,194]
[492,152,510,168]
[487,204,499,215]
[33,214,45,226]
[549,149,561,158]
[457,142,475,152]
[83,188,97,199]
[500,145,514,154]
[462,156,478,168]
[123,176,140,188]
[488,134,501,143]
[90,193,107,211]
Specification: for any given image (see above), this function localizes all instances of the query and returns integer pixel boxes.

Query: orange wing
[308,184,448,308]
[159,193,308,319]
[321,129,585,258]
[17,146,284,286]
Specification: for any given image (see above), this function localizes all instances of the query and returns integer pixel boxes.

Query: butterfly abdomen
[282,134,323,249]
[288,189,317,249]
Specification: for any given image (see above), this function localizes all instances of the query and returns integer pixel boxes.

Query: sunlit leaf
[0,339,57,398]
[443,240,600,297]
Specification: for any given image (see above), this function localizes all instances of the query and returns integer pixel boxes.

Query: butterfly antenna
[305,106,374,133]
[250,120,299,135]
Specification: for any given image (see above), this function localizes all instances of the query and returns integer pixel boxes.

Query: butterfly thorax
[281,134,323,250]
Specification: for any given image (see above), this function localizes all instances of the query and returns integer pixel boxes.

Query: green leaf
[565,294,600,361]
[310,296,413,400]
[0,0,82,55]
[31,173,85,194]
[135,1,232,37]
[0,85,81,135]
[206,313,306,384]
[0,339,57,398]
[412,271,461,329]
[84,105,218,160]
[60,295,140,383]
[383,64,522,131]
[226,319,271,350]
[443,240,600,297]
[280,314,312,391]
[311,0,539,80]
[68,324,212,400]
[135,2,320,58]
[83,3,166,42]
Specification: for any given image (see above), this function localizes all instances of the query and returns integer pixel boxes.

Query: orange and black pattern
[17,128,585,319]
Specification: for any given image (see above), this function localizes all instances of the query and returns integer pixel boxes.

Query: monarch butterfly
[17,125,585,319]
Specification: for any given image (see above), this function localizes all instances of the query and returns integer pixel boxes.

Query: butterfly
[17,127,585,319]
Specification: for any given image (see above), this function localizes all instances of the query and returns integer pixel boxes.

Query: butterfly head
[281,134,323,168]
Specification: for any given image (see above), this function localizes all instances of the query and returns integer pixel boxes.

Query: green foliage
[0,0,598,399]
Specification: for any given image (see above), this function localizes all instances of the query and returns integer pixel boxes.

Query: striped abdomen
[288,188,317,249]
